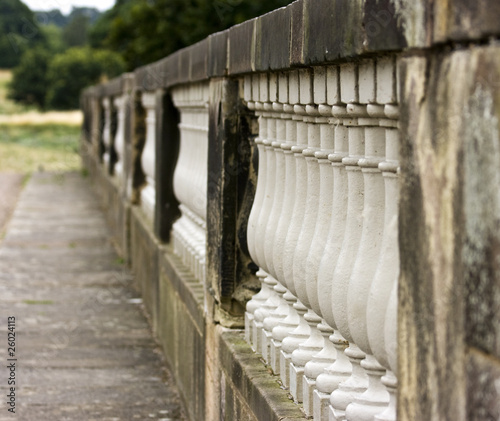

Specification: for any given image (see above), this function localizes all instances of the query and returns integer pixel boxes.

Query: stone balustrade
[80,1,500,419]
[243,58,400,421]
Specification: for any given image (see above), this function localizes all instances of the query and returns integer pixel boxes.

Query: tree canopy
[0,0,46,68]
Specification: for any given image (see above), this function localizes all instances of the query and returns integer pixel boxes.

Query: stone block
[130,207,160,332]
[190,39,208,82]
[362,0,408,52]
[228,19,257,75]
[162,51,181,88]
[433,0,500,44]
[303,0,363,64]
[255,6,291,71]
[208,30,228,77]
[290,0,305,66]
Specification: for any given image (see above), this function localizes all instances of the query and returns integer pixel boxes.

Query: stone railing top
[83,0,500,95]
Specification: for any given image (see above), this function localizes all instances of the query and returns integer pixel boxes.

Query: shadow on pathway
[0,172,186,421]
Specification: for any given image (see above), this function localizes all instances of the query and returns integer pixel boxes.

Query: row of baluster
[245,98,399,421]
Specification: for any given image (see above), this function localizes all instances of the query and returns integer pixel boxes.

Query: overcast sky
[22,0,115,14]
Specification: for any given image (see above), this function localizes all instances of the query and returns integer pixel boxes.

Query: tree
[90,0,294,70]
[0,0,45,68]
[45,47,125,110]
[40,24,65,54]
[62,13,90,47]
[8,48,50,108]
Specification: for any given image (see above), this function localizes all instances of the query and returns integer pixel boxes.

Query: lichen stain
[463,83,500,357]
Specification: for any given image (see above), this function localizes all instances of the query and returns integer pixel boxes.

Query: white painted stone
[327,66,340,105]
[113,95,126,182]
[300,68,313,105]
[358,60,376,104]
[245,269,269,346]
[328,124,367,420]
[279,72,288,104]
[340,63,358,104]
[171,83,209,280]
[376,57,397,104]
[140,92,157,224]
[101,97,112,170]
[260,73,269,103]
[289,70,300,105]
[314,66,327,105]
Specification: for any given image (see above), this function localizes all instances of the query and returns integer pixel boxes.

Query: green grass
[0,124,81,173]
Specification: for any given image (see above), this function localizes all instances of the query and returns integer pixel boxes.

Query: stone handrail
[80,1,500,420]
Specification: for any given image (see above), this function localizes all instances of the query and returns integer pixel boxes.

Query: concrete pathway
[0,172,186,421]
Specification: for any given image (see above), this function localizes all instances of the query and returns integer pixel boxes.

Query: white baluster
[302,104,337,416]
[269,102,300,372]
[375,284,398,421]
[245,269,271,345]
[279,102,309,388]
[252,275,280,353]
[290,104,331,403]
[171,84,209,279]
[370,125,400,421]
[113,95,126,181]
[329,122,367,421]
[140,92,157,224]
[313,109,351,421]
[102,97,112,170]
[344,123,387,421]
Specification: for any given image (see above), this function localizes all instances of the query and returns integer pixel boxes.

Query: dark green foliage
[92,0,294,70]
[62,14,90,47]
[8,48,50,108]
[40,24,65,54]
[45,47,125,110]
[0,0,46,68]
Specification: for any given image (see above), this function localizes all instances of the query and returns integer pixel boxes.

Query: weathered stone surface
[206,78,258,325]
[460,48,500,360]
[161,51,181,87]
[219,330,306,421]
[363,0,408,51]
[289,0,304,65]
[0,172,186,420]
[190,39,209,82]
[466,348,500,420]
[130,206,160,332]
[399,45,500,421]
[228,19,257,75]
[256,6,291,71]
[208,30,228,77]
[433,0,500,44]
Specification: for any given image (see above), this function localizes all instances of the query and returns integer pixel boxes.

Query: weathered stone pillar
[399,45,500,421]
[206,77,257,327]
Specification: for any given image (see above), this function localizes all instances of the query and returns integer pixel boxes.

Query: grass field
[0,70,83,173]
[0,124,81,172]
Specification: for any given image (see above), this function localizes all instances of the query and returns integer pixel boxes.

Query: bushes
[8,49,50,108]
[9,47,125,110]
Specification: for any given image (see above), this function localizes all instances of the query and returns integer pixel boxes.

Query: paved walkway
[0,172,186,421]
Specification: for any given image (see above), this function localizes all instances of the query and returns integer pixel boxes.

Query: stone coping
[83,0,500,97]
